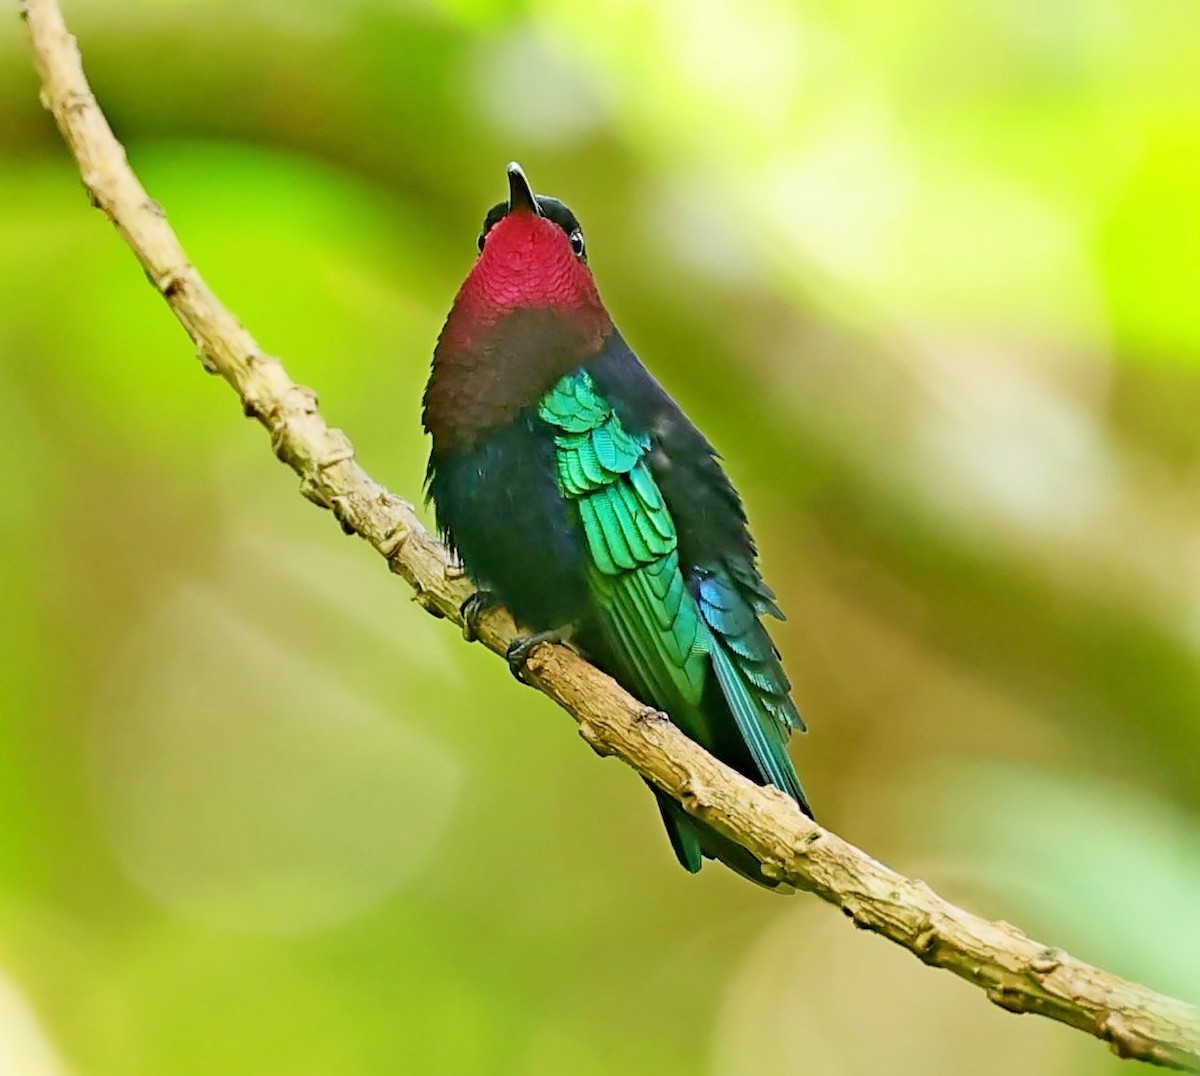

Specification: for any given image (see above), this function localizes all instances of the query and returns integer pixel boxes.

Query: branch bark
[18,0,1200,1068]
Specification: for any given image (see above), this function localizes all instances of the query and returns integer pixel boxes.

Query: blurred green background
[2,0,1199,1073]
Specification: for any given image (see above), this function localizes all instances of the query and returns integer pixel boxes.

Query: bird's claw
[459,590,498,642]
[505,629,568,683]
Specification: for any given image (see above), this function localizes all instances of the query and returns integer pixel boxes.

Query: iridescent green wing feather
[538,370,709,723]
[538,370,806,814]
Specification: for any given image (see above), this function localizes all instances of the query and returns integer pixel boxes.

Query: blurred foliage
[1,1,1199,1073]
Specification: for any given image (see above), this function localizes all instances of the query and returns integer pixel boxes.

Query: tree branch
[18,0,1200,1068]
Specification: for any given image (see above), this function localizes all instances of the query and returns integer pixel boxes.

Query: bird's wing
[538,369,709,718]
[695,563,808,808]
[585,333,804,734]
[538,369,807,812]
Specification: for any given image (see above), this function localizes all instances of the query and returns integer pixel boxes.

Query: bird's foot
[459,589,499,642]
[506,627,574,684]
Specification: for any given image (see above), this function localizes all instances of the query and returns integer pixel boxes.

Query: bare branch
[18,0,1200,1068]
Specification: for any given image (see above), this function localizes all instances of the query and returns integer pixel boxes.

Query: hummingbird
[423,163,810,886]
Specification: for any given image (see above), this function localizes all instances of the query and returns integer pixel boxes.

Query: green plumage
[540,372,706,707]
[539,370,806,877]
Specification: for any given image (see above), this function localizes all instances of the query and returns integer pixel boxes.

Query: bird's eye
[477,231,487,253]
[569,229,586,258]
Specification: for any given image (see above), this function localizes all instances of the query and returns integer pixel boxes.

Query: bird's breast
[424,307,612,455]
[426,414,592,630]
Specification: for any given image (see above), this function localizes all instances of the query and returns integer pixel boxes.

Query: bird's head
[425,164,614,449]
[437,163,611,351]
[473,162,594,305]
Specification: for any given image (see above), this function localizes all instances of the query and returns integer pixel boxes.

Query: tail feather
[654,788,789,889]
[652,787,702,873]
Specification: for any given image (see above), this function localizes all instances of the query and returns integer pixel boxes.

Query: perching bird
[423,163,810,886]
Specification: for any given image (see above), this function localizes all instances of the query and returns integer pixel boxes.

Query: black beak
[507,162,541,216]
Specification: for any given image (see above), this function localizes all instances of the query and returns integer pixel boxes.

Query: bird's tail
[650,786,789,890]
